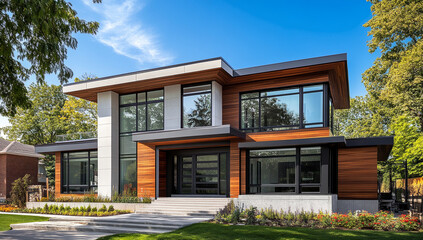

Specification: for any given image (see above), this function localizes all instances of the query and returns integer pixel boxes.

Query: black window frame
[239,83,329,132]
[61,150,97,194]
[181,82,212,128]
[246,146,328,195]
[119,89,164,133]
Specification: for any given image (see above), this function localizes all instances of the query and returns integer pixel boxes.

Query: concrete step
[49,217,188,227]
[10,221,170,234]
[135,210,216,217]
[83,221,180,230]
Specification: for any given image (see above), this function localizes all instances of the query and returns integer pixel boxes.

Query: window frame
[247,146,325,195]
[181,82,212,128]
[119,89,164,134]
[61,150,97,194]
[239,83,329,132]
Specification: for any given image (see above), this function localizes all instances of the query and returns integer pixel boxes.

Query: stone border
[27,202,148,212]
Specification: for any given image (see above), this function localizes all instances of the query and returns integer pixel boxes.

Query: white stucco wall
[211,81,222,126]
[164,84,181,130]
[97,91,119,197]
[236,195,338,214]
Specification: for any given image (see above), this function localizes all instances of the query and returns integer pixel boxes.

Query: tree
[363,0,423,130]
[2,79,97,185]
[333,96,389,138]
[10,174,31,208]
[0,0,100,116]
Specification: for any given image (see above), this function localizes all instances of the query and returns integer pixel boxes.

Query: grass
[98,222,423,240]
[0,214,49,231]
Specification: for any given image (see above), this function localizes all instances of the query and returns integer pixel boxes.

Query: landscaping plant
[213,202,422,231]
[10,174,31,208]
[10,203,130,217]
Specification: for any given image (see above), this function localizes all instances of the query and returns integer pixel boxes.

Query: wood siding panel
[338,147,378,200]
[247,128,330,142]
[223,73,329,128]
[230,140,241,198]
[55,152,61,197]
[137,143,156,198]
[159,151,167,197]
[240,149,247,195]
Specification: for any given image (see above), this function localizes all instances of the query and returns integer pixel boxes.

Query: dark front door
[172,148,228,196]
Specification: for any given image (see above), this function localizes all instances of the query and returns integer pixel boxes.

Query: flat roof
[35,139,97,154]
[132,125,245,143]
[62,54,349,108]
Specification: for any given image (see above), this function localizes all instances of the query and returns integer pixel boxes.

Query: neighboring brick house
[0,139,44,199]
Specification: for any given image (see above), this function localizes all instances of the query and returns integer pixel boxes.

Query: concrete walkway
[0,230,108,240]
[5,212,211,235]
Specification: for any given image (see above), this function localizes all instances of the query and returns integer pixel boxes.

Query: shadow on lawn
[98,223,423,240]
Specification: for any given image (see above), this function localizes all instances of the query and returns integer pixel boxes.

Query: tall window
[120,89,164,133]
[240,84,325,132]
[182,83,212,128]
[61,151,97,193]
[248,147,321,194]
[119,89,164,194]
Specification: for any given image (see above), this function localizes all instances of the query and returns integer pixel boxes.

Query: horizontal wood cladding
[230,140,241,198]
[137,143,156,198]
[246,128,330,142]
[222,73,329,128]
[159,151,167,197]
[55,152,61,197]
[338,147,378,200]
[70,69,230,102]
[240,149,247,195]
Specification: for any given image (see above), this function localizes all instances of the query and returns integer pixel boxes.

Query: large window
[240,84,325,132]
[61,151,97,193]
[248,147,321,194]
[119,89,163,194]
[120,89,164,133]
[182,83,212,128]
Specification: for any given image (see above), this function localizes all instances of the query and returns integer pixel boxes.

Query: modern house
[0,139,45,199]
[35,54,393,213]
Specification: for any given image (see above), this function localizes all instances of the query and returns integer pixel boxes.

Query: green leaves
[0,0,100,116]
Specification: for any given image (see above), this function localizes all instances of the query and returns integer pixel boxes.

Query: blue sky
[0,0,377,130]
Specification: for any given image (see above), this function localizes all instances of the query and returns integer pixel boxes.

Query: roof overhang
[35,139,98,154]
[0,152,44,158]
[239,136,394,161]
[132,125,245,144]
[63,54,349,108]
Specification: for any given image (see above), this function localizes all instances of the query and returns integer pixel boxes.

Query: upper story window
[182,83,212,128]
[240,84,325,132]
[119,89,164,133]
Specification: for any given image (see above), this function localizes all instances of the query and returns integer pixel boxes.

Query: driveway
[0,230,109,240]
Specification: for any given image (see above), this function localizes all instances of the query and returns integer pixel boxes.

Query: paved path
[0,230,108,240]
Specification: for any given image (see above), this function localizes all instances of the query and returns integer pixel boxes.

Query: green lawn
[98,223,423,240]
[0,214,49,231]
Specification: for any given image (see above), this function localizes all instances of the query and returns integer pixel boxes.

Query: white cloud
[82,0,173,65]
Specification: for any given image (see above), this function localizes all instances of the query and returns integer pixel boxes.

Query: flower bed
[213,201,422,231]
[0,204,19,212]
[11,203,130,217]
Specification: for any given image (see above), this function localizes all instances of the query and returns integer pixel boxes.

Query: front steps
[135,197,231,217]
[10,213,210,234]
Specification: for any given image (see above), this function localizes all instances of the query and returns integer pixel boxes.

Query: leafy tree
[0,0,100,116]
[261,97,298,128]
[2,79,97,185]
[363,0,423,129]
[333,96,389,138]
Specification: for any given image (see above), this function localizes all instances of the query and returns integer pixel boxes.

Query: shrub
[10,174,31,208]
[108,205,114,212]
[99,204,107,212]
[246,207,257,225]
[230,207,241,224]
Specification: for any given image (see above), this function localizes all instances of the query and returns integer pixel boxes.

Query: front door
[172,149,228,196]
